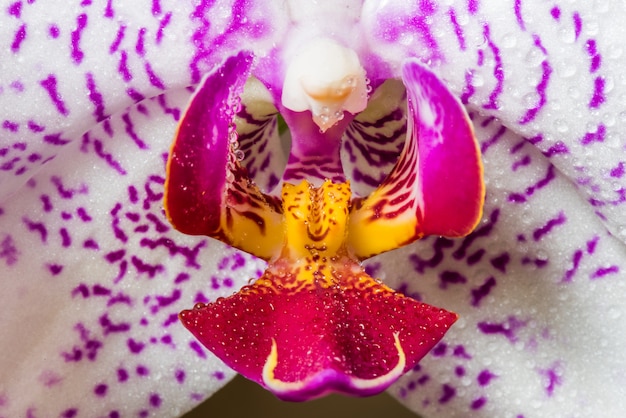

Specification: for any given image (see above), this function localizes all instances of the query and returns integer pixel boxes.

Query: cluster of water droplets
[225,91,245,183]
[313,75,372,134]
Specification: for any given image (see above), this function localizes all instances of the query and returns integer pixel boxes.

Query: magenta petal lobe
[179,258,457,401]
[165,52,284,260]
[402,59,484,237]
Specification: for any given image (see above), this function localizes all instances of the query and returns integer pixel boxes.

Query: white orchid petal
[359,1,626,416]
[364,1,626,240]
[0,89,264,416]
[378,114,626,417]
[0,0,286,200]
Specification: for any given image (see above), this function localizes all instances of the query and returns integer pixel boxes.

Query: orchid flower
[1,1,626,417]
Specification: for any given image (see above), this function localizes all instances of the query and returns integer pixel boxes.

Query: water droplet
[585,20,600,36]
[523,92,540,107]
[558,27,576,44]
[607,44,624,60]
[525,49,543,67]
[567,86,581,99]
[456,12,469,26]
[556,61,577,78]
[609,306,622,319]
[501,33,517,49]
[604,76,615,94]
[603,112,616,127]
[225,167,235,183]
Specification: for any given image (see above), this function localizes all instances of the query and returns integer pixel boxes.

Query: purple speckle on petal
[591,265,619,279]
[110,24,125,53]
[70,13,88,64]
[550,6,561,20]
[117,368,129,382]
[190,340,207,359]
[610,162,625,178]
[136,365,149,376]
[432,342,447,357]
[438,384,456,404]
[10,24,26,52]
[587,236,599,254]
[94,383,108,397]
[514,0,525,30]
[472,397,487,409]
[135,27,147,56]
[589,77,606,109]
[532,212,566,241]
[453,345,472,359]
[580,124,606,145]
[49,24,60,38]
[175,369,186,384]
[471,276,497,307]
[490,252,510,273]
[539,365,563,396]
[149,393,162,408]
[47,264,64,275]
[72,283,89,298]
[573,12,582,40]
[8,1,22,17]
[62,408,78,418]
[468,0,479,14]
[439,271,467,289]
[40,75,69,116]
[477,369,497,386]
[127,338,145,354]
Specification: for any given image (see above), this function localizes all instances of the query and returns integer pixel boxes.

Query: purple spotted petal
[5,0,626,417]
[364,1,626,416]
[364,1,626,241]
[0,0,284,201]
[379,113,626,416]
[0,90,260,417]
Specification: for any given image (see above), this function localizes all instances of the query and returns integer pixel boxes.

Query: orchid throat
[164,42,484,400]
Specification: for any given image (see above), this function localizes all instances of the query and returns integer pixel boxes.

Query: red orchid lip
[166,51,482,400]
[180,256,458,401]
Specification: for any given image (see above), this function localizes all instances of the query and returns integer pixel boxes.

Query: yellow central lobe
[280,180,351,286]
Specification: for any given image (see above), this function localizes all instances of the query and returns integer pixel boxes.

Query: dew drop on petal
[558,27,576,44]
[556,61,578,78]
[500,33,517,49]
[554,119,569,133]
